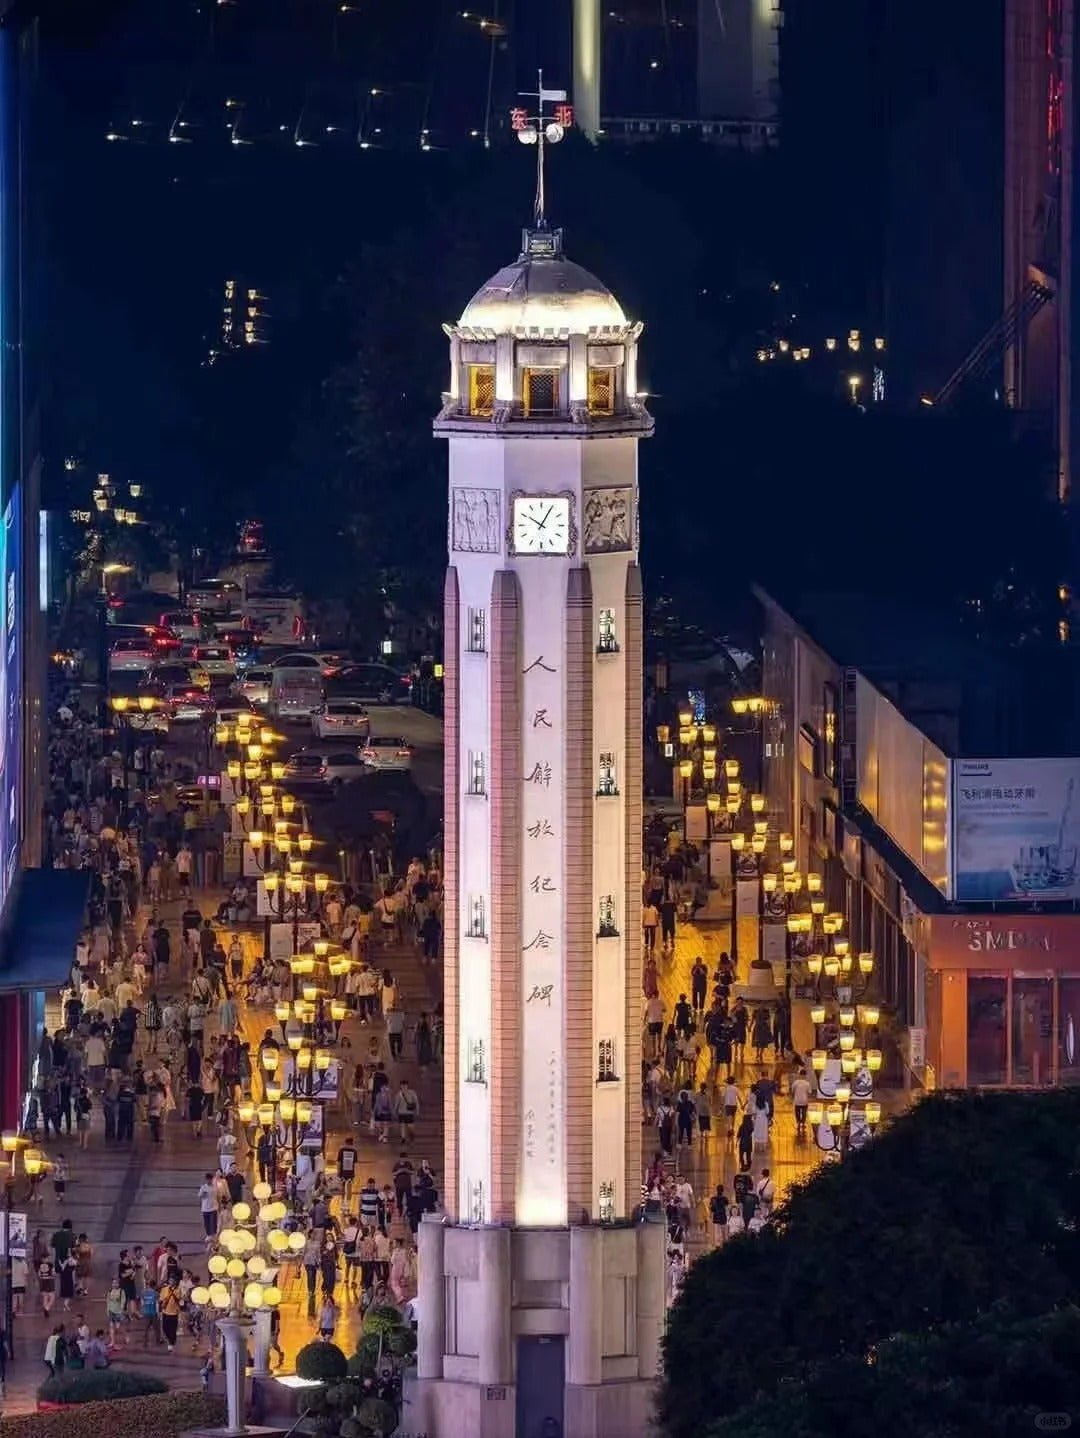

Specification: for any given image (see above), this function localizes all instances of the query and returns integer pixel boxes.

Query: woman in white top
[380,970,396,1017]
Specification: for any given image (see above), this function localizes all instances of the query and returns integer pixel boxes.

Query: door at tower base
[406,1220,666,1438]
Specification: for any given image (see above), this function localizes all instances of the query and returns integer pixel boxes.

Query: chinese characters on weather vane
[511,72,574,228]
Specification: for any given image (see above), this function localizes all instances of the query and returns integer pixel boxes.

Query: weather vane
[511,72,574,229]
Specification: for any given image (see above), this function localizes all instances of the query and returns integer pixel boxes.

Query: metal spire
[511,72,573,231]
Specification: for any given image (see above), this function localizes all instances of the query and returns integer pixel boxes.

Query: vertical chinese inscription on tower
[520,648,562,1214]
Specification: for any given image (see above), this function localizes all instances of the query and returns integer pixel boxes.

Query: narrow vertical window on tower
[467,750,486,796]
[466,606,487,653]
[468,364,495,417]
[597,893,619,938]
[587,367,615,415]
[466,895,487,939]
[597,751,618,797]
[466,1038,486,1084]
[597,607,618,653]
[597,1038,618,1082]
[523,368,559,417]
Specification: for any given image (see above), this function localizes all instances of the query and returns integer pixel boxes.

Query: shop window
[468,365,495,417]
[466,1038,486,1084]
[967,975,1007,1085]
[466,606,486,653]
[467,750,486,796]
[466,895,486,939]
[597,750,618,796]
[598,893,619,938]
[597,1037,618,1082]
[587,367,615,415]
[1012,975,1052,1085]
[523,368,559,417]
[597,608,619,654]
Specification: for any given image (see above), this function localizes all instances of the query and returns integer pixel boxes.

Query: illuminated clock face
[512,495,572,555]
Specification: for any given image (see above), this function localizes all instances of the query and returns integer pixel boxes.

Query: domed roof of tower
[457,227,627,335]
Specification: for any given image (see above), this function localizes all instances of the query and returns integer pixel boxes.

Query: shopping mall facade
[0,0,88,1132]
[757,585,1080,1092]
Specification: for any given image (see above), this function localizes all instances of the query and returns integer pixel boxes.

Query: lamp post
[191,1224,283,1435]
[97,562,133,728]
[110,694,159,800]
[805,939,881,1155]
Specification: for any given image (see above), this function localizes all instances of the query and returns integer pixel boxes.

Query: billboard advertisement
[952,758,1080,901]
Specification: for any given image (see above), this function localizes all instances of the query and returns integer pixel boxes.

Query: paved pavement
[0,881,442,1415]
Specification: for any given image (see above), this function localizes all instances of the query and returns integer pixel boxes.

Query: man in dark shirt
[51,1219,76,1266]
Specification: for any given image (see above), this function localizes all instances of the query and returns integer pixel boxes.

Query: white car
[285,750,369,790]
[311,700,370,741]
[214,698,259,729]
[358,736,414,772]
[162,685,213,722]
[231,667,273,705]
[109,638,156,672]
[270,652,323,672]
[189,644,236,679]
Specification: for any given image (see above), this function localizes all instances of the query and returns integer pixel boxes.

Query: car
[270,651,323,672]
[358,736,414,772]
[284,750,369,790]
[329,663,403,706]
[159,609,213,643]
[190,644,236,680]
[108,638,156,672]
[188,578,242,614]
[145,660,210,693]
[126,707,170,734]
[310,700,370,741]
[270,673,324,720]
[162,685,213,722]
[214,697,259,729]
[231,667,273,706]
[215,628,260,667]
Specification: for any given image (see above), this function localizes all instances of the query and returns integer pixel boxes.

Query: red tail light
[396,748,411,758]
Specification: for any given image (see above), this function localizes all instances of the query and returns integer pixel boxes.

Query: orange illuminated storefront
[925,914,1080,1088]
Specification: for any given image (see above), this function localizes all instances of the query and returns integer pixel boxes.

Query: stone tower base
[405,1218,666,1438]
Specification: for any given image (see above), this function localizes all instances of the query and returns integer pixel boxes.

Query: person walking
[791,1070,811,1136]
[394,1080,420,1143]
[659,894,677,951]
[690,957,709,1015]
[675,1089,696,1148]
[736,1111,754,1170]
[709,1185,729,1247]
[198,1174,219,1237]
[694,1083,712,1146]
[641,901,659,954]
[158,1275,182,1351]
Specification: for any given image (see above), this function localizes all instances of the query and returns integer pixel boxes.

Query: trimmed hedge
[295,1339,349,1382]
[0,1391,225,1438]
[37,1369,167,1405]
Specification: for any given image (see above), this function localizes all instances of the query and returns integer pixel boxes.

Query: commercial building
[410,217,663,1436]
[573,0,781,146]
[758,584,1080,1091]
[0,0,88,1132]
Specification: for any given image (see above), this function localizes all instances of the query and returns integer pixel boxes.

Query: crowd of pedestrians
[2,680,446,1398]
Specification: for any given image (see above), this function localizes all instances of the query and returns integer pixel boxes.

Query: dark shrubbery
[36,1369,168,1405]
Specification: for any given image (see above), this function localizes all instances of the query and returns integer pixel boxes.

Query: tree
[660,1090,1080,1438]
[704,1307,1080,1438]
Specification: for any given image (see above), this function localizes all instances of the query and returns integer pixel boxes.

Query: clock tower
[411,223,664,1438]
